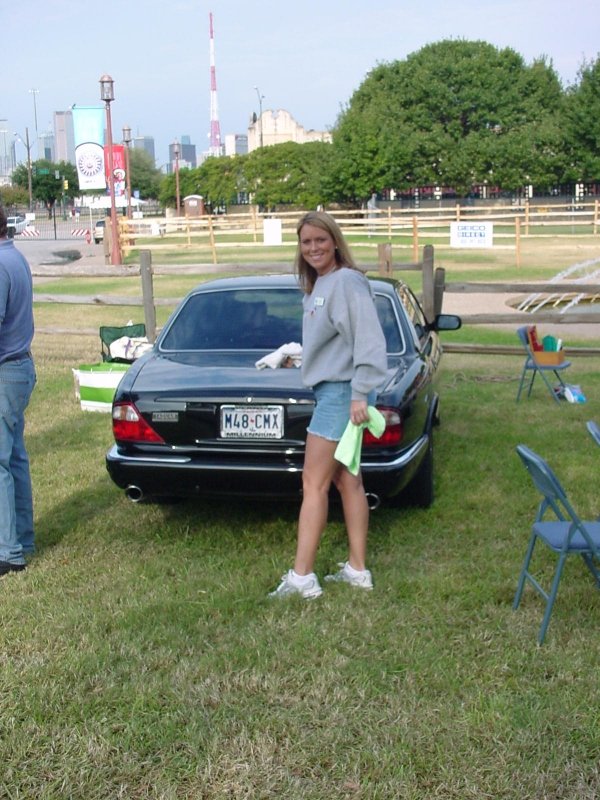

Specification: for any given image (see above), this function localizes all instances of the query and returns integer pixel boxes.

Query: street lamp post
[14,128,34,211]
[173,139,181,215]
[122,125,132,219]
[29,89,39,159]
[254,86,264,148]
[99,74,121,266]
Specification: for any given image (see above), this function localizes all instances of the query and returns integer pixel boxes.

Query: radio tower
[208,12,222,157]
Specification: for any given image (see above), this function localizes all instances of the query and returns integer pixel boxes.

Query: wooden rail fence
[33,246,600,356]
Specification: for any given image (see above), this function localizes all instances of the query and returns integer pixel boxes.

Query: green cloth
[334,406,386,475]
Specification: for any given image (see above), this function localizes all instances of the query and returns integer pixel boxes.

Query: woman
[270,211,388,599]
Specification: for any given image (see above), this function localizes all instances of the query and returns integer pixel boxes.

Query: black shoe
[0,560,26,576]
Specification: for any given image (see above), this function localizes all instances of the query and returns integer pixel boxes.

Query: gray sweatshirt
[301,267,388,401]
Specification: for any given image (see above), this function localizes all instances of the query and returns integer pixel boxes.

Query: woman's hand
[350,400,369,426]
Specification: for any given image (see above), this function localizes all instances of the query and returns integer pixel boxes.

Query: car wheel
[404,434,434,508]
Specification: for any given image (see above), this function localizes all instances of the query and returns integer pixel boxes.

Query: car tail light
[112,402,165,443]
[363,406,403,447]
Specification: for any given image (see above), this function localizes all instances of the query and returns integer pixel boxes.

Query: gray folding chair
[587,420,600,447]
[514,444,600,644]
[515,326,571,404]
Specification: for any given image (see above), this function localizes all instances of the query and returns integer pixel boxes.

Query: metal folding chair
[587,420,600,447]
[515,326,571,403]
[514,444,600,644]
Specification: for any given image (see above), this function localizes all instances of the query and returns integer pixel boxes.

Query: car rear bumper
[105,433,429,503]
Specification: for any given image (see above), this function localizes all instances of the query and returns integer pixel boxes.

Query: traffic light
[63,180,69,190]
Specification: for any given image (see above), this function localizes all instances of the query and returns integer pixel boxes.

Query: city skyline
[4,0,599,169]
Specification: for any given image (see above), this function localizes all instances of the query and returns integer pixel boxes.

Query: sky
[3,0,599,168]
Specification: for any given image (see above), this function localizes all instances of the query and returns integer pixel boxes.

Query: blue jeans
[0,356,36,564]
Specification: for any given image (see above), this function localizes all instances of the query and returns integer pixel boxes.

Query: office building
[0,120,15,184]
[168,136,196,171]
[225,134,248,156]
[247,109,331,152]
[54,110,75,164]
[133,135,155,162]
[38,130,55,162]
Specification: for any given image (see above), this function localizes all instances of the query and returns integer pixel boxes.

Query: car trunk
[127,354,314,449]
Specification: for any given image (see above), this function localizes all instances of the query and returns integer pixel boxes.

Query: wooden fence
[33,245,600,357]
[113,201,600,268]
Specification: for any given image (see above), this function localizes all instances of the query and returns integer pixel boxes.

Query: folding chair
[514,444,600,644]
[515,326,571,403]
[587,420,600,447]
[100,323,147,363]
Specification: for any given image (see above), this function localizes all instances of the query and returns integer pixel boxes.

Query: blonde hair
[294,211,357,293]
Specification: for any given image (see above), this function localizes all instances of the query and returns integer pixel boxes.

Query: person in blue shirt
[0,207,36,576]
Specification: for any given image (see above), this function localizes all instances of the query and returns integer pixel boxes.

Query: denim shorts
[307,381,375,442]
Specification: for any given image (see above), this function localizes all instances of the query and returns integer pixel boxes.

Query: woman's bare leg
[334,468,369,571]
[294,433,339,575]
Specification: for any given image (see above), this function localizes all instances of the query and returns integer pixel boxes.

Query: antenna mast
[208,12,222,157]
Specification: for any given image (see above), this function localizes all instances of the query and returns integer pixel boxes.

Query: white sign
[263,218,283,246]
[450,222,494,248]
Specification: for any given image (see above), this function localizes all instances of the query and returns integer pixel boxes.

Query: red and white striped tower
[208,11,222,157]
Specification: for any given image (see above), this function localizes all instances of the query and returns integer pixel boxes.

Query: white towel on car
[255,342,302,370]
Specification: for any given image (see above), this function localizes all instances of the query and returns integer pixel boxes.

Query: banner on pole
[72,106,106,191]
[106,144,126,197]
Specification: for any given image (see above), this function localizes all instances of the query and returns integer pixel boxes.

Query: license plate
[220,405,284,439]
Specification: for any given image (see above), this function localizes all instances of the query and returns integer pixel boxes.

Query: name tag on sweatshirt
[314,297,325,307]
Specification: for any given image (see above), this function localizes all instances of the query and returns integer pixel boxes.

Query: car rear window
[159,288,304,351]
[373,294,405,354]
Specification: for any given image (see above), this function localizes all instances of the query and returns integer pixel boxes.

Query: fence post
[455,203,461,222]
[139,250,157,342]
[207,215,218,264]
[594,199,599,235]
[412,216,419,262]
[377,243,392,277]
[433,266,446,317]
[421,244,435,322]
[515,217,521,269]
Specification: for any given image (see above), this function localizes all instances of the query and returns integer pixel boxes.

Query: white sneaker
[324,562,373,590]
[268,570,323,599]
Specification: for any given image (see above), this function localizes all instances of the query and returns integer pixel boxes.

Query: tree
[243,141,333,209]
[12,159,78,216]
[128,148,162,199]
[158,142,333,211]
[159,155,246,210]
[330,40,566,200]
[563,55,600,181]
[0,184,29,210]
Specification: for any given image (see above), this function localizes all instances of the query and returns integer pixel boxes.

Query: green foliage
[331,40,567,200]
[159,142,333,211]
[244,141,333,209]
[12,159,78,214]
[128,148,162,199]
[563,55,600,181]
[0,183,29,208]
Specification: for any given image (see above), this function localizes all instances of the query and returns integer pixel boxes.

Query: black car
[106,274,460,508]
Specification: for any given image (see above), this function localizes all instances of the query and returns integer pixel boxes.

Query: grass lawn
[3,248,600,798]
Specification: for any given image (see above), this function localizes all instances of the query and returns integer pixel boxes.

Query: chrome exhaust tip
[365,492,381,511]
[125,485,144,503]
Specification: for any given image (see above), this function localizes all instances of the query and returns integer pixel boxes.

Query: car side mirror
[426,314,462,332]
